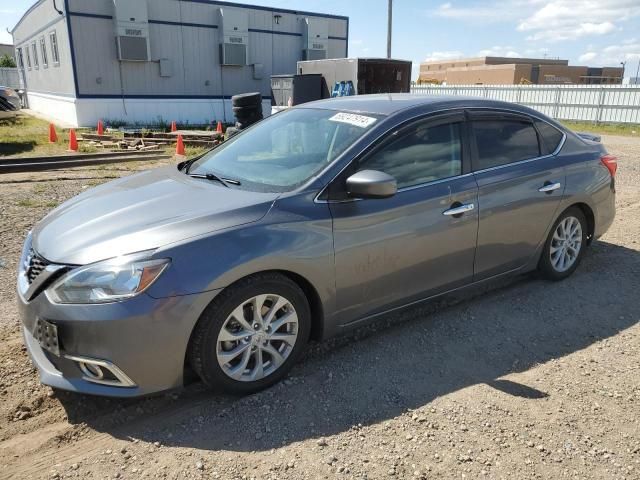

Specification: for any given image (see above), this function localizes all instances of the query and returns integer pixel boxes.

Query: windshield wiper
[187,172,241,187]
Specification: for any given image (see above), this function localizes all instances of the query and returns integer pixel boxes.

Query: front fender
[146,192,337,330]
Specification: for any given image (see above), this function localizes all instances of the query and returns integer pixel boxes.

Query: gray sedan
[17,95,616,397]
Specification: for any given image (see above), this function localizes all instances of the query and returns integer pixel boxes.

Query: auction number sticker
[329,112,377,128]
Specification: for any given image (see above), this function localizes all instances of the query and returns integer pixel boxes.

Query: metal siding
[327,39,347,59]
[72,16,121,95]
[67,0,112,16]
[182,26,217,95]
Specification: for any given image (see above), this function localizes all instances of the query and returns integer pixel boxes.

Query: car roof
[299,93,539,117]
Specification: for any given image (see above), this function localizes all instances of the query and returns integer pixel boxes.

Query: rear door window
[535,120,564,155]
[472,118,540,170]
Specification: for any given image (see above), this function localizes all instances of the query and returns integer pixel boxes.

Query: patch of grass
[32,184,49,194]
[0,113,128,158]
[560,121,640,137]
[17,198,57,208]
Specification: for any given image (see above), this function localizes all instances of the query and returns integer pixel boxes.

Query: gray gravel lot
[0,136,638,479]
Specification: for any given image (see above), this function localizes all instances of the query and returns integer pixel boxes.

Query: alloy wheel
[216,294,299,382]
[550,216,583,273]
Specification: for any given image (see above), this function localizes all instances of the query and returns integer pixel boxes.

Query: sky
[2,0,640,80]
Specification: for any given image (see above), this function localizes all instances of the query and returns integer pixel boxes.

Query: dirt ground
[0,137,638,480]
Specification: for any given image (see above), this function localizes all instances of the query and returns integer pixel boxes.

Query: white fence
[410,84,640,124]
[0,68,21,89]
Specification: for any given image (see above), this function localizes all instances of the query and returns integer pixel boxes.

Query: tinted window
[473,119,540,170]
[535,120,564,155]
[362,122,462,189]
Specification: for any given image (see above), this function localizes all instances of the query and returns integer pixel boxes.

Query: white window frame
[49,31,60,65]
[25,44,31,69]
[40,36,48,68]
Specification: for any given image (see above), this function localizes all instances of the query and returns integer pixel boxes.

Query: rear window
[472,119,540,170]
[535,120,564,155]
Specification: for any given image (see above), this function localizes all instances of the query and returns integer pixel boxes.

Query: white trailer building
[11,0,348,127]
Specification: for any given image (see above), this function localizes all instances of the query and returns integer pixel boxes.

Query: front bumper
[18,287,219,397]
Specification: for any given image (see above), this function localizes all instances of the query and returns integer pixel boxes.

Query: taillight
[600,154,617,178]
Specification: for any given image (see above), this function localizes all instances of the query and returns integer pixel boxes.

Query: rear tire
[538,207,588,281]
[188,273,310,395]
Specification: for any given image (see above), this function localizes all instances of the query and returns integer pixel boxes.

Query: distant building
[418,56,623,85]
[0,43,15,60]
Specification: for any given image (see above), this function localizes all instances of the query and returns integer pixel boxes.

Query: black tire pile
[231,92,263,131]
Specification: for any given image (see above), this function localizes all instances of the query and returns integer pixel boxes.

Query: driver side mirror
[346,170,397,199]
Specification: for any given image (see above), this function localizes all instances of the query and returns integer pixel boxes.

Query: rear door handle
[443,203,475,216]
[538,182,561,193]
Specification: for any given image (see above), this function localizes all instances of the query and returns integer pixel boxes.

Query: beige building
[419,56,623,85]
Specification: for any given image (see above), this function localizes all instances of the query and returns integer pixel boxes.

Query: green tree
[0,54,17,68]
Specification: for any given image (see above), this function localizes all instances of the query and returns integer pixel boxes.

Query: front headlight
[47,252,170,304]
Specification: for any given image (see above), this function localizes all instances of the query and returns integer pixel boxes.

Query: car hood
[33,166,279,265]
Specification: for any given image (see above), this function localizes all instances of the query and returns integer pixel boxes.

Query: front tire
[188,273,310,395]
[538,207,588,281]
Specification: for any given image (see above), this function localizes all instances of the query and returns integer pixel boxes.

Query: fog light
[65,354,136,388]
[79,361,104,380]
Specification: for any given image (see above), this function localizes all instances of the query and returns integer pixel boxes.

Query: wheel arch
[568,202,595,244]
[183,268,326,379]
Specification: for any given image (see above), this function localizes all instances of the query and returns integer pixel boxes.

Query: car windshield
[188,108,380,192]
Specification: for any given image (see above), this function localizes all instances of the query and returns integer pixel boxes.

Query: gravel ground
[0,137,639,480]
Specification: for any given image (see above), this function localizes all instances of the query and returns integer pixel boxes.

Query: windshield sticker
[329,112,377,129]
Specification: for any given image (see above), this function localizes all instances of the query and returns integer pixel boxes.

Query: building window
[16,47,24,69]
[40,36,48,68]
[31,41,38,69]
[49,31,60,64]
[25,45,31,69]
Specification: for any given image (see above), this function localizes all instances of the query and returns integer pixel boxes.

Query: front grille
[26,249,49,284]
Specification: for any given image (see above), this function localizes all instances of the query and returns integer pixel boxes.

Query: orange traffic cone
[97,119,104,136]
[68,129,78,152]
[170,120,177,132]
[48,123,58,143]
[175,134,185,156]
[216,121,223,134]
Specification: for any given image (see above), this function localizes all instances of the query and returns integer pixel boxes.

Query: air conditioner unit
[303,18,328,61]
[113,0,150,61]
[219,8,248,66]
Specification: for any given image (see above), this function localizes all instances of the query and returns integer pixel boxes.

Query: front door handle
[538,182,561,193]
[443,203,475,216]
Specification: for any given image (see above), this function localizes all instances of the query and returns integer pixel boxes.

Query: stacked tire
[232,92,263,130]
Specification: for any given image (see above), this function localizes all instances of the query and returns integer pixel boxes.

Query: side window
[361,121,463,189]
[31,42,38,69]
[49,32,60,65]
[40,36,48,68]
[16,48,24,69]
[472,119,540,170]
[535,120,564,155]
[26,46,31,69]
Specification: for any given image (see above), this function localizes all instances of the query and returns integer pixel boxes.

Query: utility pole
[620,61,626,83]
[387,0,393,59]
[635,58,640,85]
